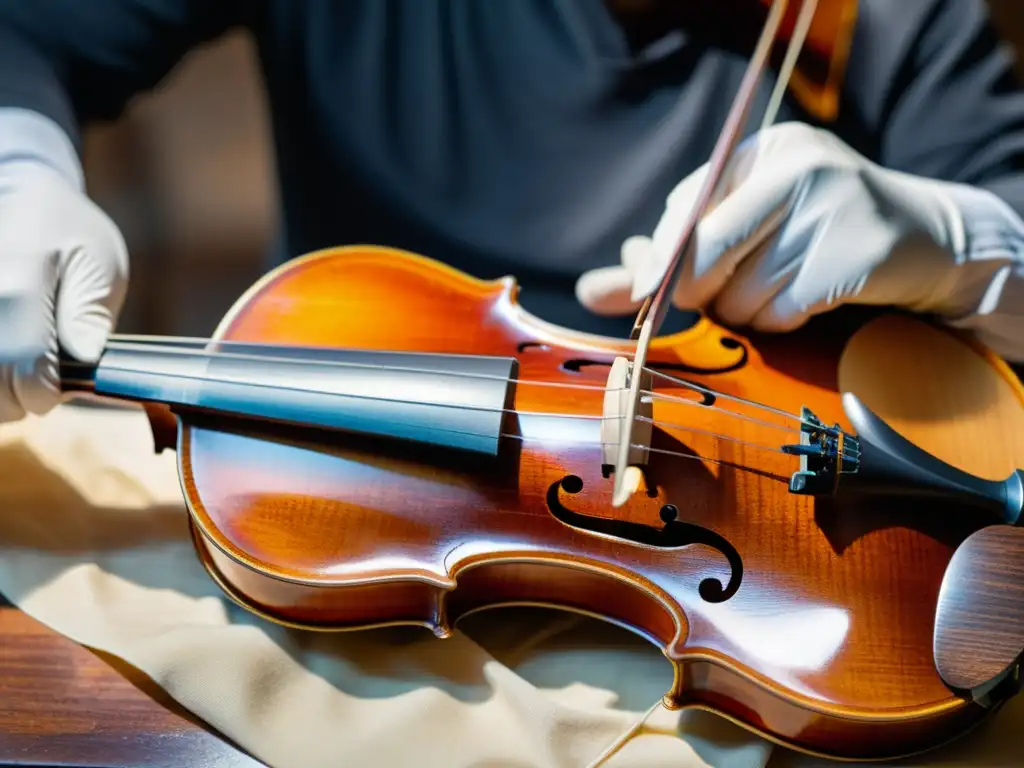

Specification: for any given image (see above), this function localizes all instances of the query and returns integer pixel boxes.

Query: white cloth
[0,108,128,422]
[577,121,1024,363]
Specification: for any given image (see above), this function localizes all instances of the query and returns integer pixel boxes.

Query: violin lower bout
[188,510,992,763]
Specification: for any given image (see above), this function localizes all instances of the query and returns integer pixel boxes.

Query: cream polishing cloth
[0,401,1022,768]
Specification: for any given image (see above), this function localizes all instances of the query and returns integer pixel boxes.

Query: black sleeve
[0,0,249,153]
[842,0,1024,217]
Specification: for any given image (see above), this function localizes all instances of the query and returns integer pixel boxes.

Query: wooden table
[0,598,262,767]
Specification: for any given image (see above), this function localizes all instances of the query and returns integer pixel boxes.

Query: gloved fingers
[619,234,651,271]
[574,264,637,316]
[578,173,794,321]
[0,247,62,418]
[9,339,61,417]
[0,161,130,423]
[55,240,128,363]
[748,279,826,333]
[745,247,864,334]
[708,201,822,327]
[707,235,789,327]
[740,172,914,332]
[0,245,125,420]
[0,244,57,365]
[575,236,652,316]
[637,195,791,314]
[632,162,800,308]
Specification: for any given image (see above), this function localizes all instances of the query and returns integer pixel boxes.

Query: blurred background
[80,1,1024,339]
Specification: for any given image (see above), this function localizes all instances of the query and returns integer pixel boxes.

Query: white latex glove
[0,109,128,422]
[577,121,1024,361]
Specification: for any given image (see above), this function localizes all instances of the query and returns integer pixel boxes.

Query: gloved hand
[577,121,1024,361]
[0,109,129,422]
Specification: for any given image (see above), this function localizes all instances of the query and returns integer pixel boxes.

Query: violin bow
[608,0,819,507]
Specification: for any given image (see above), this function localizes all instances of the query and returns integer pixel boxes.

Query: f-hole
[545,475,743,603]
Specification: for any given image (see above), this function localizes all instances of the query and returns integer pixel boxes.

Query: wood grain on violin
[0,598,260,767]
[934,525,1024,698]
[58,244,1024,762]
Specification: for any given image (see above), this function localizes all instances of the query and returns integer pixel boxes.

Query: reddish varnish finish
[155,245,1022,762]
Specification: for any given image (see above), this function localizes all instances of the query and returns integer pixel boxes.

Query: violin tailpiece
[786,393,1024,528]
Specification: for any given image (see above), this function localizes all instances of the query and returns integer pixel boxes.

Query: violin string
[507,425,856,465]
[634,415,793,455]
[496,433,783,471]
[70,350,856,455]
[68,361,857,462]
[80,336,829,432]
[60,386,788,474]
[79,359,784,447]
[644,390,797,435]
[643,368,814,427]
[106,337,802,426]
[101,338,811,430]
[89,339,622,395]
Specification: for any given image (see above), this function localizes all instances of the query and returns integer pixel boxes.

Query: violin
[49,0,1024,762]
[58,243,1024,760]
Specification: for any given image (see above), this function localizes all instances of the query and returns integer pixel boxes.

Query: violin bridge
[601,358,652,466]
[603,323,655,507]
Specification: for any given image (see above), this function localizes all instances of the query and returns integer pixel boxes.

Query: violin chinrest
[934,525,1024,700]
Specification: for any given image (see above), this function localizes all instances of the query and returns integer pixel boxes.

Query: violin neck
[59,335,521,457]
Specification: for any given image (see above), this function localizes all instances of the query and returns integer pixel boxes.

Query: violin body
[137,245,1024,761]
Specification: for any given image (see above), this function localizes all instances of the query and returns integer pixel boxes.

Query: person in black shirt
[0,0,1023,421]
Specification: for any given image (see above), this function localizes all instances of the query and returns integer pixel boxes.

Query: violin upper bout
[210,245,518,352]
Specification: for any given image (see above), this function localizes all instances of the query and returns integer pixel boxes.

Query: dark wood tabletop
[0,597,263,768]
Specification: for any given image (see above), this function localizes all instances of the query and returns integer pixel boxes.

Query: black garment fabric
[1,0,1022,335]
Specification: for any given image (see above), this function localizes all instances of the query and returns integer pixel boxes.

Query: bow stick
[606,0,820,506]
